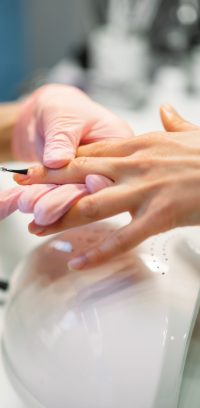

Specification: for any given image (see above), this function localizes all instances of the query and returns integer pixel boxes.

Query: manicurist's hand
[0,84,133,223]
[15,105,200,269]
[13,84,133,168]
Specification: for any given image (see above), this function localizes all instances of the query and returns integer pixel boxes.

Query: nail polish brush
[0,166,29,175]
[0,279,9,291]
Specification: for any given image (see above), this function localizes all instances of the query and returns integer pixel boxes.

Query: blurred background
[1,0,200,113]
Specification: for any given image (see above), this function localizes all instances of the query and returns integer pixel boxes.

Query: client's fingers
[29,185,132,235]
[14,157,118,185]
[160,104,199,132]
[67,212,160,269]
[67,215,154,269]
[77,135,159,158]
[78,138,137,157]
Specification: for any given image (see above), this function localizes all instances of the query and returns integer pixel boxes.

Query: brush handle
[8,168,29,175]
[0,279,9,291]
[0,167,28,175]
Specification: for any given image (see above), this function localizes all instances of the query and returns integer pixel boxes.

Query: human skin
[0,84,133,223]
[14,105,200,270]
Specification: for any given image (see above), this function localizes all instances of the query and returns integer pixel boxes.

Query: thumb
[43,133,76,169]
[43,130,82,169]
[43,120,84,169]
[160,104,199,132]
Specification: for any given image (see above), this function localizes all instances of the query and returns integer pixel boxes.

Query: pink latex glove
[0,176,111,226]
[13,84,133,168]
[0,84,133,225]
[1,85,131,224]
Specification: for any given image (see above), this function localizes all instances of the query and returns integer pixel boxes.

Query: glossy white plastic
[2,216,200,408]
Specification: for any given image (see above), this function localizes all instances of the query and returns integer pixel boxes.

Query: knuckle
[88,246,106,263]
[112,158,126,175]
[34,205,48,226]
[112,233,131,252]
[121,138,139,152]
[116,156,135,170]
[148,131,164,140]
[72,156,90,170]
[110,159,120,175]
[142,131,165,147]
[118,156,153,173]
[164,201,176,228]
[94,141,114,156]
[140,156,157,169]
[78,196,99,221]
[153,199,176,230]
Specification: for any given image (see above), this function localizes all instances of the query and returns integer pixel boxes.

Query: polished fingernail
[30,226,45,235]
[162,103,174,117]
[14,176,31,184]
[14,167,36,184]
[68,255,87,270]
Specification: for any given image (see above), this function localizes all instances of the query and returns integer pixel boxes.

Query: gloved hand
[13,84,133,168]
[0,172,113,227]
[0,183,86,226]
[1,84,132,224]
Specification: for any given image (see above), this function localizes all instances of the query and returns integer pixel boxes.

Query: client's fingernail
[162,103,174,118]
[14,176,30,185]
[68,255,87,270]
[14,167,34,184]
[30,226,45,235]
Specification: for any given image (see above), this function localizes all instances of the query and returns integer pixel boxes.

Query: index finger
[14,156,118,185]
[77,137,149,158]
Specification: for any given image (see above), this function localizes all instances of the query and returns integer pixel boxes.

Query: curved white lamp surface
[2,217,200,408]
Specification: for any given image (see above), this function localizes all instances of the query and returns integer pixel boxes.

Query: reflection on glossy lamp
[2,216,200,408]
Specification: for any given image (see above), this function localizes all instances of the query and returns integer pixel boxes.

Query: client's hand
[13,84,133,168]
[14,105,200,269]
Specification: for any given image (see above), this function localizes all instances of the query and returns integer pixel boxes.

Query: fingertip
[43,149,75,169]
[14,174,31,185]
[43,157,70,169]
[86,174,113,193]
[28,220,35,233]
[28,220,45,235]
[160,103,174,113]
[160,103,175,121]
[160,103,183,132]
[13,174,21,184]
[160,103,199,131]
[68,255,87,270]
